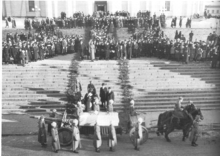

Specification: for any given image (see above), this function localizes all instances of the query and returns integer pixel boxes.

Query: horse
[156,104,196,136]
[157,104,204,142]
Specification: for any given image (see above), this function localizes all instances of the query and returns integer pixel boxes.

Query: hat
[138,118,143,124]
[72,119,78,125]
[88,93,92,97]
[130,99,134,105]
[51,122,57,127]
[109,99,114,105]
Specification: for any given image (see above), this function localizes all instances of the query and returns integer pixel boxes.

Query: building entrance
[94,1,107,12]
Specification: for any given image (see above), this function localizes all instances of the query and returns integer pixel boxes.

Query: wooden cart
[128,113,149,145]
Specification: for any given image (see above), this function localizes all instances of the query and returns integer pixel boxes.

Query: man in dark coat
[99,83,107,108]
[87,81,96,95]
[38,116,47,147]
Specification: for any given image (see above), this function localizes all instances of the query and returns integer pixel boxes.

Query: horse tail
[157,113,162,128]
[156,113,162,136]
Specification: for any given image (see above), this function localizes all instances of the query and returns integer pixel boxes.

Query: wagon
[33,110,122,147]
[128,112,149,145]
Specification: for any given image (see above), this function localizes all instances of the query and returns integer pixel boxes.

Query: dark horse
[156,104,204,142]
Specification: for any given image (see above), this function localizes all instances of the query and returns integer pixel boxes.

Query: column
[66,0,73,17]
[46,0,53,18]
[5,1,12,16]
[53,0,58,17]
[35,0,40,17]
[87,0,94,16]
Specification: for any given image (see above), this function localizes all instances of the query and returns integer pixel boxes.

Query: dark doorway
[97,5,105,11]
[94,1,107,12]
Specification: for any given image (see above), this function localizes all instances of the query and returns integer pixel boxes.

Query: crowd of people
[3,10,220,68]
[21,10,162,32]
[87,23,220,68]
[2,28,84,66]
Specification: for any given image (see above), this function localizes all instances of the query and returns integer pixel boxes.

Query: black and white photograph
[1,0,220,155]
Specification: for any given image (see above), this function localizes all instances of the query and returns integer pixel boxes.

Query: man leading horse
[156,97,204,142]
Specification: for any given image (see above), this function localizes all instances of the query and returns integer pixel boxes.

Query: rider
[173,97,194,123]
[173,97,184,124]
[174,97,184,112]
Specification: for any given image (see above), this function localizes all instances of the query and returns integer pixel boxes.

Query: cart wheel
[129,125,148,145]
[58,127,73,146]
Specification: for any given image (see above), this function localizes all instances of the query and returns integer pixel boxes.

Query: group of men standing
[83,82,115,112]
[171,17,192,28]
[38,114,118,153]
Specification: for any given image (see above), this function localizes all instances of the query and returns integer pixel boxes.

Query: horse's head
[184,103,196,114]
[191,107,204,120]
[196,108,204,120]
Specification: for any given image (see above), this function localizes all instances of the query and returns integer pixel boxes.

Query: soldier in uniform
[48,109,57,136]
[38,116,47,147]
[51,122,60,153]
[108,121,117,151]
[190,115,201,146]
[134,118,143,150]
[93,121,102,152]
[72,119,81,153]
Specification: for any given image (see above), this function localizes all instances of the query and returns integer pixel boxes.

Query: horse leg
[165,125,174,142]
[182,129,186,141]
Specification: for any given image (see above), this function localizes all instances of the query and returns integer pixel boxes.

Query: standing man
[51,122,60,153]
[87,81,96,95]
[38,116,47,147]
[107,87,115,109]
[189,31,194,42]
[93,122,102,152]
[72,119,81,153]
[134,118,143,151]
[108,121,117,151]
[48,109,57,136]
[179,16,182,28]
[99,83,107,108]
[190,115,201,146]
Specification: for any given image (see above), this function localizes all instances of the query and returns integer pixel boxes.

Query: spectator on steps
[189,31,194,42]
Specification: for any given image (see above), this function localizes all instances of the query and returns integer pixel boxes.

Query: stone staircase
[127,60,220,111]
[2,55,220,114]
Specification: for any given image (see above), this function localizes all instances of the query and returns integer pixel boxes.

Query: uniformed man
[71,119,81,153]
[48,109,57,136]
[38,116,47,147]
[93,121,102,152]
[190,115,201,147]
[175,97,184,112]
[51,122,60,153]
[134,118,143,151]
[108,121,117,151]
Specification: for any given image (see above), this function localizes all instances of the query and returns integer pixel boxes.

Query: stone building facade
[2,0,215,18]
